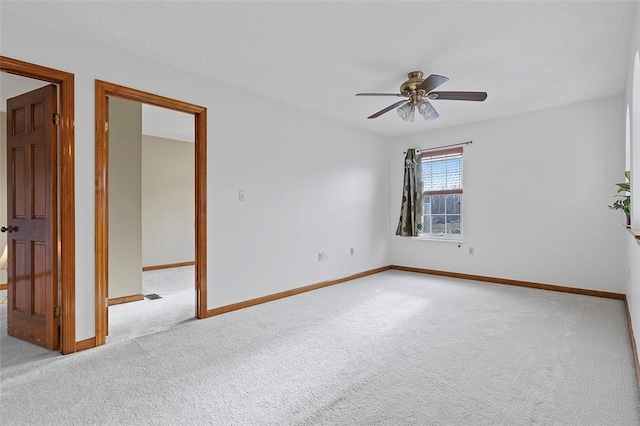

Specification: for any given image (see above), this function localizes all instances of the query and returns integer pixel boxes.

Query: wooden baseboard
[0,283,6,290]
[390,265,626,300]
[108,294,144,306]
[142,261,195,272]
[624,297,640,392]
[205,266,391,317]
[75,337,96,352]
[74,262,640,395]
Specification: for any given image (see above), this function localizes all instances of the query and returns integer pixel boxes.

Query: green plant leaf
[609,171,631,215]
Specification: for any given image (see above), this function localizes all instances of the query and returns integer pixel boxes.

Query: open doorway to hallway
[94,80,208,347]
[0,56,76,355]
[106,99,196,342]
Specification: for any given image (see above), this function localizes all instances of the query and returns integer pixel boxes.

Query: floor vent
[144,293,162,300]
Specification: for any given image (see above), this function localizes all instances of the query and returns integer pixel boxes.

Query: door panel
[12,146,27,217]
[6,84,58,350]
[33,242,48,316]
[13,240,27,311]
[33,144,47,217]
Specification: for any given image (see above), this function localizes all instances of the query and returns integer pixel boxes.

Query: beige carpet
[1,270,639,425]
[107,266,196,343]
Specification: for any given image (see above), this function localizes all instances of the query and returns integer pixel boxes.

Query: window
[632,51,640,228]
[421,147,463,237]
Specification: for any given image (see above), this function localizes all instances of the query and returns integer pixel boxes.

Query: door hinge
[54,306,61,319]
[105,121,109,132]
[105,297,109,308]
[53,113,60,125]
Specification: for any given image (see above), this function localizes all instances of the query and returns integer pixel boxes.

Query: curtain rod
[404,140,473,155]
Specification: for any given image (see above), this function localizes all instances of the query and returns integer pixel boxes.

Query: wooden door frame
[0,56,76,355]
[94,80,207,346]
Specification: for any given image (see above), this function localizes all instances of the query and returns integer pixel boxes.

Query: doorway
[107,99,196,341]
[94,80,207,346]
[0,56,76,355]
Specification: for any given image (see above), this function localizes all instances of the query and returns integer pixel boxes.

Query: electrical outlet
[318,252,323,261]
[468,247,475,255]
[350,247,355,256]
[322,252,328,261]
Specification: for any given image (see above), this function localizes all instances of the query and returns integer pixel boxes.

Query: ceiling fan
[356,71,487,121]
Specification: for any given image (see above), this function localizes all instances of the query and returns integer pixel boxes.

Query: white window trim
[631,51,640,229]
[412,234,464,243]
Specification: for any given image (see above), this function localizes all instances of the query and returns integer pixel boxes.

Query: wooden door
[5,84,59,350]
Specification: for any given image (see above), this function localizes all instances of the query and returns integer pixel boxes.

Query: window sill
[411,235,464,243]
[627,227,640,245]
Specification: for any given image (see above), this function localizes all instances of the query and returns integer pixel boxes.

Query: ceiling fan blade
[356,93,404,97]
[429,91,488,101]
[417,74,449,93]
[367,99,409,119]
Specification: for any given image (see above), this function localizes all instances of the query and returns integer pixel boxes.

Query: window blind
[421,147,463,195]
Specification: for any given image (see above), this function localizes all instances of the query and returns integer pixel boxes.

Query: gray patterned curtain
[396,149,423,237]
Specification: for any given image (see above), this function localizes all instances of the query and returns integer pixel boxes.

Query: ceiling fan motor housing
[400,71,427,103]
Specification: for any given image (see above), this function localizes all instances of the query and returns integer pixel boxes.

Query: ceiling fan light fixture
[357,71,486,121]
[417,99,438,120]
[397,103,415,122]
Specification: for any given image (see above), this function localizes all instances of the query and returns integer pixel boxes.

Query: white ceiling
[2,1,637,138]
[141,105,195,143]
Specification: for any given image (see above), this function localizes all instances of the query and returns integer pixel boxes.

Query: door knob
[1,226,16,233]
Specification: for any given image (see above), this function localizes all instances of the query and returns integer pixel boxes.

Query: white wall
[389,96,628,293]
[212,115,389,306]
[624,2,640,358]
[142,135,194,267]
[4,6,631,344]
[0,10,390,340]
[108,98,142,299]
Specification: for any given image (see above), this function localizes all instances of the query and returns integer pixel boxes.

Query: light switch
[239,190,246,201]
